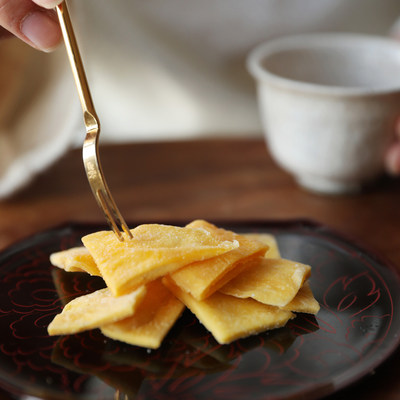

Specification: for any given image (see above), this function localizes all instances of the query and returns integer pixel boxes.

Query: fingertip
[20,10,62,52]
[384,145,400,176]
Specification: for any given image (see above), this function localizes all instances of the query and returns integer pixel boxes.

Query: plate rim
[0,218,399,400]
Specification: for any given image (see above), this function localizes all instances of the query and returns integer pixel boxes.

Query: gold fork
[56,1,132,241]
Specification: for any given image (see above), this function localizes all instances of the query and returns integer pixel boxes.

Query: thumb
[0,0,62,52]
[384,116,400,175]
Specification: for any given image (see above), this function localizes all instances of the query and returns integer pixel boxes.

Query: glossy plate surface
[0,220,399,400]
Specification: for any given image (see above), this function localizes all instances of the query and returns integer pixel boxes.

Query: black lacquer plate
[0,220,399,400]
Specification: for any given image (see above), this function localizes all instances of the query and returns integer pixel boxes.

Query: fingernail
[21,11,61,52]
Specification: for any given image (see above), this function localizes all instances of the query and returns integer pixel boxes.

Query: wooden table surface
[0,138,399,399]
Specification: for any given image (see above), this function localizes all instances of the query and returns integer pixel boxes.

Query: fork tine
[83,132,133,241]
[57,1,132,241]
[82,119,133,240]
[97,188,132,240]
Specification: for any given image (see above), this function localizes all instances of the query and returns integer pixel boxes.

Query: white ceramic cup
[248,33,400,194]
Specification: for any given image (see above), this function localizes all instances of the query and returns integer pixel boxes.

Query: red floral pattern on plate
[0,221,398,400]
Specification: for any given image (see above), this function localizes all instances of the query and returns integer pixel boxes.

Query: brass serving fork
[56,1,132,241]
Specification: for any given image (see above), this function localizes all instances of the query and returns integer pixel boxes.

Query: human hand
[384,29,400,175]
[0,0,62,52]
[384,118,400,175]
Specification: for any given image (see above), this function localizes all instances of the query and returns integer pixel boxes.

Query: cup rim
[247,32,400,96]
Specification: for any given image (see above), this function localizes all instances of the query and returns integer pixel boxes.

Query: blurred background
[1,0,400,197]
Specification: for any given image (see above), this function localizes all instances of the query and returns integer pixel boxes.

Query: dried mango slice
[169,220,268,300]
[220,257,311,307]
[48,286,146,336]
[243,233,281,258]
[282,281,320,314]
[82,223,238,296]
[50,247,101,276]
[101,279,185,349]
[163,276,293,345]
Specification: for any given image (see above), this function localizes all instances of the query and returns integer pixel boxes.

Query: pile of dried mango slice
[48,220,319,349]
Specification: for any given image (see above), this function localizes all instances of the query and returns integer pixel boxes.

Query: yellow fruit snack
[168,220,268,300]
[101,279,185,349]
[81,223,239,296]
[50,247,101,276]
[243,233,281,258]
[47,221,319,352]
[282,281,320,314]
[220,257,311,307]
[48,286,146,336]
[163,276,293,345]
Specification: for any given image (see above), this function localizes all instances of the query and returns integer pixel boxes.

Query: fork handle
[56,1,99,128]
